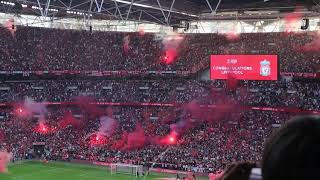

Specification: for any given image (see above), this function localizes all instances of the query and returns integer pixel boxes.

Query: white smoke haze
[24,97,47,115]
[161,32,184,51]
[23,97,48,123]
[154,31,184,50]
[97,116,116,137]
[154,29,167,41]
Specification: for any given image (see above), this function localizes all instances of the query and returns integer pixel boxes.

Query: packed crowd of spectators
[0,25,319,175]
[0,26,319,73]
[0,79,319,110]
[0,105,295,173]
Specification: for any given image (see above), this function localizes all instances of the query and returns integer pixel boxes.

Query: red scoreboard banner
[210,55,278,80]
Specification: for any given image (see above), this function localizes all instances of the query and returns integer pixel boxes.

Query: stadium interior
[0,0,320,180]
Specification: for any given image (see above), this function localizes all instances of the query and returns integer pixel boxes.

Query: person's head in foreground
[262,115,320,180]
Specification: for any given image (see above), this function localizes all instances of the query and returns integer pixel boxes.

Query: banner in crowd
[149,168,191,175]
[280,72,318,78]
[92,161,111,167]
[210,55,279,80]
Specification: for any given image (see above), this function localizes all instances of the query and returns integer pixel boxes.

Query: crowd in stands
[0,79,319,110]
[0,26,319,73]
[0,75,314,173]
[0,105,294,173]
[0,25,319,177]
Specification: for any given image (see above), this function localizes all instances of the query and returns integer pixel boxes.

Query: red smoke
[4,18,16,37]
[166,132,177,145]
[14,106,30,118]
[300,32,320,52]
[39,123,47,133]
[112,132,128,149]
[123,35,130,54]
[209,172,223,180]
[112,124,147,150]
[284,7,302,33]
[15,107,25,117]
[123,123,146,150]
[138,26,145,36]
[0,151,11,173]
[161,32,184,65]
[168,89,243,138]
[162,49,178,64]
[35,122,49,134]
[169,137,175,143]
[151,131,179,146]
[58,111,82,129]
[74,96,103,119]
[90,133,107,146]
[225,31,240,41]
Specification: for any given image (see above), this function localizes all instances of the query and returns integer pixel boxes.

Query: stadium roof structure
[0,0,319,26]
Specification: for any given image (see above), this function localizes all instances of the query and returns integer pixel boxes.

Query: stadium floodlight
[114,0,198,17]
[115,0,152,9]
[1,1,14,6]
[110,163,143,177]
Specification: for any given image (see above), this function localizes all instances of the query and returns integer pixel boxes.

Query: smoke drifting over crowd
[224,32,240,41]
[123,35,130,54]
[58,111,81,129]
[158,32,185,64]
[23,97,48,119]
[0,151,12,173]
[122,123,146,150]
[98,116,116,137]
[1,2,320,178]
[3,18,16,36]
[300,31,320,52]
[284,7,303,33]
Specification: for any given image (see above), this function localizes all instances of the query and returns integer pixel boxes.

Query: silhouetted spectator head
[262,115,320,180]
[216,162,256,180]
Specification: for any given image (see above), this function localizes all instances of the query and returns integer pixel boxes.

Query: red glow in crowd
[15,107,28,117]
[162,49,177,64]
[40,125,47,133]
[90,134,106,146]
[37,123,49,134]
[169,136,175,143]
[165,131,178,145]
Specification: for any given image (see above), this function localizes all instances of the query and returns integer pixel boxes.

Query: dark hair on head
[262,115,320,180]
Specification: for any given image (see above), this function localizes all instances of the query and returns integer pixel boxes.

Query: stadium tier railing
[0,70,319,78]
[0,102,320,114]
